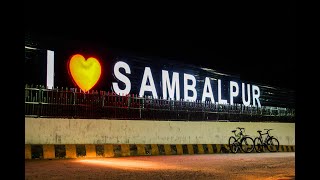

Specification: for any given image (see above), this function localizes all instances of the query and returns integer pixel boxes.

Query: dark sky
[25,2,295,90]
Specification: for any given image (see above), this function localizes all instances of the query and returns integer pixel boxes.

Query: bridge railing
[25,84,295,122]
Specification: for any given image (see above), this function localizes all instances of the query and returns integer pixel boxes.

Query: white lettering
[252,85,261,107]
[162,70,180,100]
[230,81,239,105]
[112,61,131,96]
[111,61,264,107]
[139,67,158,98]
[201,77,215,103]
[184,73,197,101]
[242,83,251,106]
[218,79,228,104]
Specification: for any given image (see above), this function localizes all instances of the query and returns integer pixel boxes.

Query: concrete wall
[25,118,295,145]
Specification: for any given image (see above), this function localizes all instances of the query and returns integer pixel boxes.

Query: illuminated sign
[68,54,102,92]
[112,61,261,107]
[62,54,261,107]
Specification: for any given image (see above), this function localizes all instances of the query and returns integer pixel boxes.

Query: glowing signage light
[230,81,239,105]
[46,50,54,89]
[111,61,262,106]
[184,73,197,101]
[202,77,215,103]
[162,70,180,100]
[139,67,158,98]
[218,79,228,104]
[68,54,101,92]
[112,61,131,96]
[62,53,262,106]
[242,83,251,106]
[252,85,261,107]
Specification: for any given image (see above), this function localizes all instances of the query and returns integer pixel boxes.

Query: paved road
[25,152,294,180]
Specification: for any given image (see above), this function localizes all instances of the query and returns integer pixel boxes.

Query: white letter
[184,73,197,101]
[139,67,158,98]
[46,50,54,89]
[162,70,180,100]
[242,83,251,106]
[218,79,228,104]
[201,77,215,103]
[230,81,239,105]
[252,85,261,107]
[112,61,131,96]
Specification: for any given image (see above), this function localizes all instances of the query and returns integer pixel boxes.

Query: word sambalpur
[112,61,261,107]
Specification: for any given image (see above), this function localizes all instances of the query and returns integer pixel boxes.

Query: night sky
[25,2,295,90]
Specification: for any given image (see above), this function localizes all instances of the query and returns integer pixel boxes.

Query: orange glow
[69,54,101,92]
[76,159,181,171]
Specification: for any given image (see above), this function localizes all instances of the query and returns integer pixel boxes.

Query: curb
[25,144,295,159]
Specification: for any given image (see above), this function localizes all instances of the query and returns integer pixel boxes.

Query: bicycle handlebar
[264,129,273,131]
[234,127,245,135]
[257,129,274,135]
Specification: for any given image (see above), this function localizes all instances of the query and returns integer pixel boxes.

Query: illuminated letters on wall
[112,61,131,96]
[65,53,261,107]
[201,77,215,103]
[242,83,251,106]
[162,70,180,100]
[252,85,261,107]
[139,67,158,98]
[184,73,197,101]
[218,79,228,104]
[230,81,239,105]
[111,62,261,107]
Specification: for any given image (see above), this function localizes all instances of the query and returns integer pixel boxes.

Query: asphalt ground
[25,152,295,180]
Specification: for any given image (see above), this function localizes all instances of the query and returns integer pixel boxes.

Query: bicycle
[228,127,255,153]
[254,129,280,152]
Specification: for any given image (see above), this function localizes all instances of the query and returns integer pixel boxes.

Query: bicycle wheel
[228,136,238,153]
[240,137,254,153]
[254,137,264,153]
[266,137,279,152]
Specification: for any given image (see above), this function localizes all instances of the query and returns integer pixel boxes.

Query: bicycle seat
[257,130,262,133]
[232,130,236,133]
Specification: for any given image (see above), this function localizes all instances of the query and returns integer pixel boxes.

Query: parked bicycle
[254,129,280,152]
[228,127,254,153]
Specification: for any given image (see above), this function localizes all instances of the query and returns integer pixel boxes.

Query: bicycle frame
[229,127,255,153]
[232,128,246,142]
[257,130,272,145]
